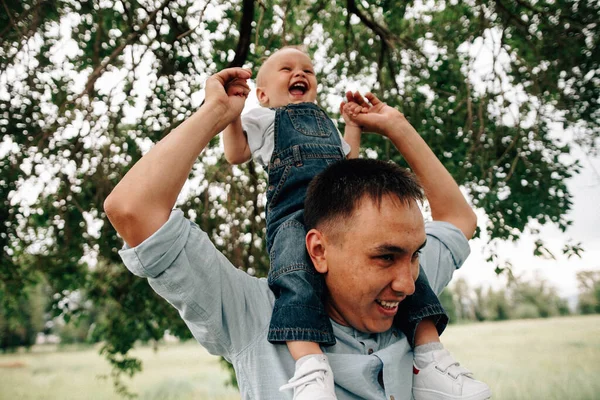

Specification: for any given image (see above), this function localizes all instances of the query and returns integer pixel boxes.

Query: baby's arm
[223,79,252,164]
[223,117,251,164]
[340,91,368,159]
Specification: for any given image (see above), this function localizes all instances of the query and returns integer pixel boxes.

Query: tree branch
[1,0,24,37]
[509,0,588,28]
[77,0,174,101]
[176,1,212,40]
[300,0,326,41]
[227,0,255,68]
[493,0,529,32]
[346,0,395,49]
[255,0,266,48]
[385,43,401,94]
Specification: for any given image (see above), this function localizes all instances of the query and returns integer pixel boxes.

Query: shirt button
[368,348,373,355]
[274,157,280,164]
[268,185,274,191]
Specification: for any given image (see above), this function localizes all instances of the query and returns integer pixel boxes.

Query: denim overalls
[264,102,447,347]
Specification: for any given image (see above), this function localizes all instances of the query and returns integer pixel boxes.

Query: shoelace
[279,368,328,392]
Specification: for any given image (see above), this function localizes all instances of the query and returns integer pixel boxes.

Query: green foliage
[0,283,47,351]
[577,270,600,314]
[446,274,571,323]
[1,0,597,393]
[438,288,458,323]
[219,356,238,388]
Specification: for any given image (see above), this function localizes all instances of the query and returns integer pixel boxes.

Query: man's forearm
[386,120,477,239]
[104,105,225,247]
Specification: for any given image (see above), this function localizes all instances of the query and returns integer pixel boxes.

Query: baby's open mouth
[289,82,307,95]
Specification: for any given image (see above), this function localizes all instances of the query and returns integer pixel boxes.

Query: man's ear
[306,228,328,274]
[256,87,268,106]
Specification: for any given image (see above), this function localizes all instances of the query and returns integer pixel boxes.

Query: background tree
[577,270,600,314]
[1,0,597,393]
[444,273,570,323]
[0,282,47,351]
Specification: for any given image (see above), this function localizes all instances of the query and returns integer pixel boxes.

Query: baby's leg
[267,217,335,345]
[393,266,448,346]
[267,215,337,399]
[287,341,323,360]
[397,269,491,400]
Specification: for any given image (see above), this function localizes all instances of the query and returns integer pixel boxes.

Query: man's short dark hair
[304,158,424,231]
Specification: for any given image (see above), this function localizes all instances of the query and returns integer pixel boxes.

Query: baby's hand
[225,78,251,98]
[224,76,251,121]
[340,91,369,128]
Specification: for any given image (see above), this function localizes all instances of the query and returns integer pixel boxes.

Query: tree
[511,276,570,318]
[438,287,458,323]
[472,286,511,321]
[1,0,597,393]
[0,282,47,351]
[447,273,570,322]
[576,270,600,314]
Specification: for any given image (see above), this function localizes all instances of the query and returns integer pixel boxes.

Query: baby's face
[256,49,318,107]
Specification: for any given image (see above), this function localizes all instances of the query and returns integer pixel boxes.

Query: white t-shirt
[241,107,352,167]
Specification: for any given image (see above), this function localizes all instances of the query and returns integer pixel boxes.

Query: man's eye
[304,69,314,74]
[281,67,291,71]
[412,250,422,259]
[378,254,394,262]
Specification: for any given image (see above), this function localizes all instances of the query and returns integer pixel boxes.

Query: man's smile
[375,298,402,317]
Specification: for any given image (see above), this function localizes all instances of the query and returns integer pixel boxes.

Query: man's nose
[294,69,306,77]
[390,265,416,297]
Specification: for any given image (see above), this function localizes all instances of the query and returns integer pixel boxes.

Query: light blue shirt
[119,209,470,399]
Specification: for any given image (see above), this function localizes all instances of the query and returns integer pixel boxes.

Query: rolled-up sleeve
[119,210,273,359]
[420,221,471,295]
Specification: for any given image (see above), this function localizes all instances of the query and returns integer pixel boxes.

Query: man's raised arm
[104,68,251,247]
[343,92,477,239]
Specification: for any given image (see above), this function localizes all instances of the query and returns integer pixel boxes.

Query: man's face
[256,48,318,107]
[318,195,426,334]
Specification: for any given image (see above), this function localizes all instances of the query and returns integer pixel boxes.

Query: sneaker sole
[413,388,492,400]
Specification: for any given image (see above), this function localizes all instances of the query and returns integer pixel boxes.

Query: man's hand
[344,92,477,239]
[204,68,252,130]
[342,92,406,137]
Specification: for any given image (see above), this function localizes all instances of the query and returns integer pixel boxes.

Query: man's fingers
[345,91,354,103]
[211,67,252,86]
[352,91,367,105]
[365,92,382,106]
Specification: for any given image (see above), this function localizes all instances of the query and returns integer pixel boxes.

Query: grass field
[1,314,599,399]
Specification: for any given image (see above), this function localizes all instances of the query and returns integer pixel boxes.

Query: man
[104,68,481,400]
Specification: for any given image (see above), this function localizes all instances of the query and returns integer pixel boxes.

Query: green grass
[1,315,599,399]
[0,341,239,400]
[442,315,600,400]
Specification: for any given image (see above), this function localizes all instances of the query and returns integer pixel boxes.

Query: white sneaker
[279,355,337,400]
[413,349,492,400]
